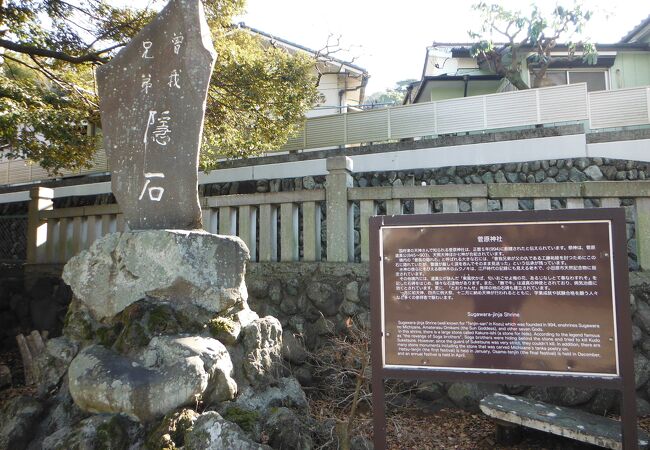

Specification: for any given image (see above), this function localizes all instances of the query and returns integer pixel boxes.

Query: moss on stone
[95,415,129,450]
[208,317,235,335]
[62,302,95,342]
[95,325,119,347]
[112,301,181,354]
[146,304,177,334]
[113,321,148,354]
[207,317,239,345]
[222,406,259,433]
[146,409,198,450]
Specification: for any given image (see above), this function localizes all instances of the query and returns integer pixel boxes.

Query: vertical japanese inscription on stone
[97,0,216,229]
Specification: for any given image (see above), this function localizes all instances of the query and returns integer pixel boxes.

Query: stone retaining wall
[247,262,650,416]
[203,157,649,196]
[5,260,650,414]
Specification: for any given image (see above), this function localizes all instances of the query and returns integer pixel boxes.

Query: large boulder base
[62,230,249,321]
[40,413,144,450]
[68,336,236,422]
[184,411,270,450]
[0,396,44,450]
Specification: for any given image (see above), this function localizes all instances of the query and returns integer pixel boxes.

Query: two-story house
[404,15,650,105]
[238,24,369,117]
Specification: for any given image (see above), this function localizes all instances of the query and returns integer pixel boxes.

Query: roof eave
[238,23,369,75]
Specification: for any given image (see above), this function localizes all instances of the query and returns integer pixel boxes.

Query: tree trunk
[507,71,530,90]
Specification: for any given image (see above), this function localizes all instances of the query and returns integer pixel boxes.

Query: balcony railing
[1,83,649,186]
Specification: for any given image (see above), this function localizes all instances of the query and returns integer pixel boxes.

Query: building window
[532,70,608,92]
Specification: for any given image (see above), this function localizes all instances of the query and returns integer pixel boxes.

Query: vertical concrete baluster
[280,202,299,261]
[360,200,377,262]
[259,204,277,262]
[601,197,620,208]
[218,206,236,235]
[442,198,459,213]
[502,198,519,211]
[566,198,584,209]
[238,205,257,261]
[635,198,650,270]
[302,201,320,262]
[326,156,353,262]
[86,216,97,250]
[57,218,69,263]
[386,199,402,215]
[26,187,53,264]
[414,199,429,214]
[471,198,488,212]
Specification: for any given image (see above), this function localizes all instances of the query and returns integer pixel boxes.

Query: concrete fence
[23,156,650,270]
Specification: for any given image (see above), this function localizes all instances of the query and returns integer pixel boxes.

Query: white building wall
[306,73,341,118]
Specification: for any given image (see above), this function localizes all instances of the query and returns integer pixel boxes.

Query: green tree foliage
[364,79,416,107]
[0,0,320,173]
[469,2,597,89]
[202,30,318,168]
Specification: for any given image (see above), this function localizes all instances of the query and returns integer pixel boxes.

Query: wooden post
[26,187,54,264]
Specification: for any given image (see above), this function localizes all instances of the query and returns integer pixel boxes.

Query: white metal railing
[589,86,650,129]
[286,83,590,150]
[2,83,649,186]
[0,149,108,185]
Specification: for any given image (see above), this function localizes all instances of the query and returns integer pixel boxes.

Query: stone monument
[96,0,215,230]
[0,2,316,448]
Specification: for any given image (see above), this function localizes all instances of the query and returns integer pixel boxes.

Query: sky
[234,0,650,95]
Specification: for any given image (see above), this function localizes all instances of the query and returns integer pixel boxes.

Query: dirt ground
[309,397,650,450]
[2,346,649,450]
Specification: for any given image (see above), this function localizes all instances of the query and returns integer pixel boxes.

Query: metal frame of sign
[369,208,637,449]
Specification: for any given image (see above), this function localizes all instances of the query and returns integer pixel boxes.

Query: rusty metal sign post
[369,209,637,449]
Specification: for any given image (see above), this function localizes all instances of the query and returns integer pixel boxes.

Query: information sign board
[380,219,618,376]
[369,209,638,449]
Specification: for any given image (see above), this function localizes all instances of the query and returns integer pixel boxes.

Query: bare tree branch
[0,38,124,64]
